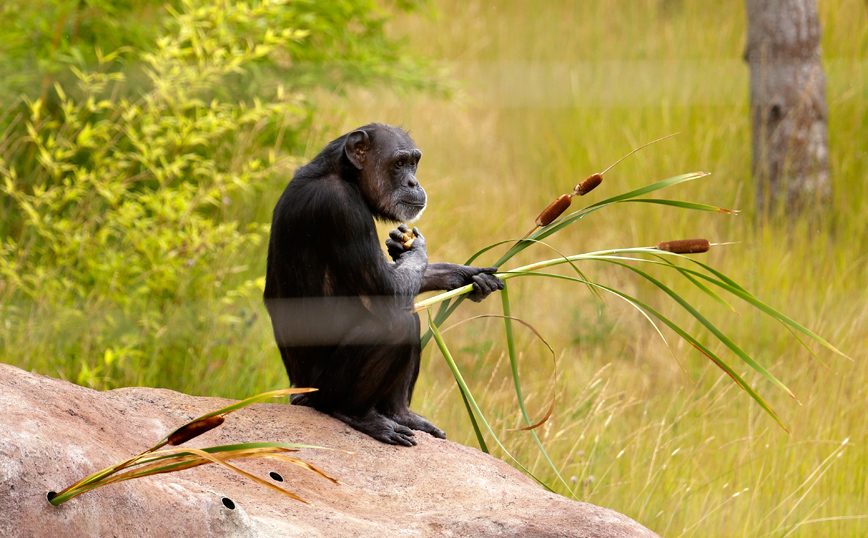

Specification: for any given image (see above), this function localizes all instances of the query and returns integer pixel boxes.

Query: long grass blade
[178,388,315,423]
[175,447,311,503]
[598,259,797,401]
[459,386,489,453]
[439,311,558,432]
[481,265,787,429]
[419,244,839,369]
[499,287,574,497]
[102,447,298,482]
[458,246,840,369]
[606,251,848,361]
[652,254,740,314]
[623,198,739,214]
[676,262,851,360]
[427,312,554,491]
[505,270,692,380]
[585,282,787,430]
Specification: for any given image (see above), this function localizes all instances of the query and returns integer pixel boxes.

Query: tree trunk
[745,0,830,215]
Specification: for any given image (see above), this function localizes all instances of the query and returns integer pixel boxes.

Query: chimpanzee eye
[395,160,404,168]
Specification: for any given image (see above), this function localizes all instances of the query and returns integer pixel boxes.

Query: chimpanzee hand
[462,266,504,302]
[386,224,426,261]
[419,263,504,302]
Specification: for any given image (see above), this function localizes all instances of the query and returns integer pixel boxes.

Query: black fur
[264,123,503,446]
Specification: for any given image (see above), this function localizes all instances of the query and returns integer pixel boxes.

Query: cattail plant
[166,415,226,446]
[573,172,603,196]
[48,388,343,506]
[655,238,711,254]
[527,133,679,234]
[533,172,604,227]
[413,139,847,498]
[534,194,574,227]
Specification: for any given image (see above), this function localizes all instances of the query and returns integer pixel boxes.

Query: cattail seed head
[656,238,710,254]
[401,230,416,248]
[535,194,572,227]
[167,415,225,446]
[574,173,603,196]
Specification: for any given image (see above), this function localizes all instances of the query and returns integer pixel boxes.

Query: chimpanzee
[264,123,504,446]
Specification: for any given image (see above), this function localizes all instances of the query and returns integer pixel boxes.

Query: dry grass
[315,1,867,536]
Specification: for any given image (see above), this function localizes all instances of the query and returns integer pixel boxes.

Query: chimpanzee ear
[345,130,370,170]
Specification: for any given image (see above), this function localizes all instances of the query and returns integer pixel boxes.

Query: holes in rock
[269,471,284,482]
[221,497,236,510]
[770,103,783,120]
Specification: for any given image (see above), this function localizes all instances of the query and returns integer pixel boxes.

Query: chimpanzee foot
[390,411,447,439]
[333,409,417,446]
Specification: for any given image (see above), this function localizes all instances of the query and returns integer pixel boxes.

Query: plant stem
[413,247,658,312]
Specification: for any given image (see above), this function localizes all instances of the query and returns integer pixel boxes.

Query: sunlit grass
[367,2,865,537]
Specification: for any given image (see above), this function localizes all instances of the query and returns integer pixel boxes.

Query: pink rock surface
[0,363,658,537]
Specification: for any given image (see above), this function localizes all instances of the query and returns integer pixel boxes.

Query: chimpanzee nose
[405,175,419,188]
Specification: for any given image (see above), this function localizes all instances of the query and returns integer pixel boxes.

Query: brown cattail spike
[401,230,416,248]
[167,415,226,446]
[574,173,603,196]
[535,194,572,227]
[655,239,711,254]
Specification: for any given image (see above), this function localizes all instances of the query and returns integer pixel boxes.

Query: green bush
[0,0,435,390]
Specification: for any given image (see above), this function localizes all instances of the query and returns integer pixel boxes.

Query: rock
[0,363,658,538]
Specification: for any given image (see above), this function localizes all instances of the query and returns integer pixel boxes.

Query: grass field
[3,1,867,536]
[329,2,868,536]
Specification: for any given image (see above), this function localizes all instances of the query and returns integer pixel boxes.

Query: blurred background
[1,1,866,536]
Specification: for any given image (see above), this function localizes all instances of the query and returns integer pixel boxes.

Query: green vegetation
[2,1,866,536]
[1,0,434,394]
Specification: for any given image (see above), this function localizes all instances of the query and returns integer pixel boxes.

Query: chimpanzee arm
[420,263,504,302]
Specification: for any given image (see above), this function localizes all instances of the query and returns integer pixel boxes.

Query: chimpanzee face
[344,125,427,223]
[383,141,426,222]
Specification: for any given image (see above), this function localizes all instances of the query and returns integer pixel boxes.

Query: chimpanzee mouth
[401,202,427,223]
